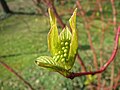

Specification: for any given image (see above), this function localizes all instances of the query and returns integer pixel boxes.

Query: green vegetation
[0,14,87,90]
[35,8,78,77]
[0,0,120,90]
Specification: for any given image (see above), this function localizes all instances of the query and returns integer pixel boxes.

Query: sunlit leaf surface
[35,8,78,77]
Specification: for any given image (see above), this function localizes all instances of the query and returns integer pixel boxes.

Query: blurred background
[0,0,120,90]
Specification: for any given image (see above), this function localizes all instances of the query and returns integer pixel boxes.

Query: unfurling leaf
[48,8,56,27]
[48,25,59,56]
[35,56,71,76]
[35,8,78,77]
[69,8,78,67]
[48,8,59,56]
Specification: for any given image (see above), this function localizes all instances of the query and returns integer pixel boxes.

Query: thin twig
[110,0,117,33]
[77,54,87,72]
[110,0,117,89]
[43,0,87,72]
[76,0,98,70]
[0,61,34,90]
[32,0,42,13]
[43,0,65,28]
[113,70,120,89]
[96,0,105,67]
[67,26,120,79]
[96,0,105,88]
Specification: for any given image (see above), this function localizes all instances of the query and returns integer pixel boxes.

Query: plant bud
[61,42,64,45]
[62,47,65,50]
[58,51,61,54]
[64,49,67,53]
[55,53,57,56]
[65,42,69,46]
[61,58,65,62]
[64,53,67,57]
[65,46,69,49]
[60,55,63,58]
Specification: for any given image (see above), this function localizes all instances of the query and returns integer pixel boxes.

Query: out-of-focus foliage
[0,0,120,90]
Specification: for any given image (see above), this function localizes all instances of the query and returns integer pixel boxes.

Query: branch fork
[67,26,120,79]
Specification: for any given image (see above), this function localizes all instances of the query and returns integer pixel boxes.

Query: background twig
[0,61,34,90]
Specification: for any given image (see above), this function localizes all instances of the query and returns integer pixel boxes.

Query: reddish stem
[111,0,117,33]
[0,61,34,90]
[113,70,120,89]
[110,0,117,88]
[67,26,120,79]
[77,54,87,72]
[96,0,105,88]
[76,0,98,70]
[43,0,65,28]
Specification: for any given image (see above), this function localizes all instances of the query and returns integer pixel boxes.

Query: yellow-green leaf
[69,8,77,30]
[48,25,60,56]
[35,8,78,77]
[35,56,71,76]
[59,26,71,41]
[48,8,56,26]
[48,9,60,56]
[68,8,78,67]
